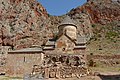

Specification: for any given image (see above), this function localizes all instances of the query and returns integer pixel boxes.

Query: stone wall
[29,53,88,79]
[55,35,75,54]
[6,52,42,77]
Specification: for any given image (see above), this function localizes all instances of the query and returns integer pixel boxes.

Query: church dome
[58,16,77,29]
[58,16,77,40]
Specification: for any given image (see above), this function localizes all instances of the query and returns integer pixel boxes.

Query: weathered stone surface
[0,0,49,49]
[69,0,120,24]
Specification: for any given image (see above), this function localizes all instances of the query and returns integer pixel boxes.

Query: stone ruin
[24,54,89,79]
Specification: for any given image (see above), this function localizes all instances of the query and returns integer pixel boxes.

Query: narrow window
[24,57,26,62]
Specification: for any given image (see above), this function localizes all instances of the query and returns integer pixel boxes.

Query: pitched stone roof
[76,36,87,44]
[8,47,43,53]
[45,40,55,46]
[58,16,77,28]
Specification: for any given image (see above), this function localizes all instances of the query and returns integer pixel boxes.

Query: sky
[38,0,87,16]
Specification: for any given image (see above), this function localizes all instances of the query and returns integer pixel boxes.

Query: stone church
[5,16,87,77]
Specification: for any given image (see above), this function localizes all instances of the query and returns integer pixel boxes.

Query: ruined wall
[30,53,88,79]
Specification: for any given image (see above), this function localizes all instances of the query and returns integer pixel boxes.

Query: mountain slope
[69,0,120,54]
[69,0,120,24]
[0,0,49,49]
[0,0,120,53]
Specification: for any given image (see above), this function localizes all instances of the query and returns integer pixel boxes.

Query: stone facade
[56,35,75,53]
[6,48,44,77]
[43,16,86,55]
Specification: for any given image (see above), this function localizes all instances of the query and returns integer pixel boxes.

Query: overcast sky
[38,0,87,16]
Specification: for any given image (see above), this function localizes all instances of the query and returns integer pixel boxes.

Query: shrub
[92,24,96,28]
[90,53,93,55]
[106,31,119,40]
[88,59,96,67]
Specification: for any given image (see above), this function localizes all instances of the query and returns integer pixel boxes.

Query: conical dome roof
[58,16,77,28]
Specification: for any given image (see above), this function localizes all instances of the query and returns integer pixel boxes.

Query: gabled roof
[44,40,55,46]
[8,47,43,53]
[56,33,75,44]
[74,35,87,49]
[58,16,77,28]
[41,39,55,50]
[75,36,87,45]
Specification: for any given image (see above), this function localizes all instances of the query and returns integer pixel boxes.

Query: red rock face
[0,0,48,49]
[69,0,120,24]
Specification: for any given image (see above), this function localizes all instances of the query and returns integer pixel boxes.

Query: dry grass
[0,76,23,80]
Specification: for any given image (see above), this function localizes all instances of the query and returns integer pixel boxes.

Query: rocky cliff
[0,0,93,50]
[0,0,120,54]
[0,0,49,49]
[68,0,120,54]
[69,0,120,24]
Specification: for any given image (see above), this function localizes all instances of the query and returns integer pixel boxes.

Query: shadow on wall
[98,74,120,80]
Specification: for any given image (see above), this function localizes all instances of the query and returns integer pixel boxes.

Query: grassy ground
[89,66,120,75]
[0,76,23,80]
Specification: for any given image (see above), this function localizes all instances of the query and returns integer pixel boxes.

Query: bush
[106,31,119,39]
[92,24,96,28]
[88,59,96,67]
[90,53,93,55]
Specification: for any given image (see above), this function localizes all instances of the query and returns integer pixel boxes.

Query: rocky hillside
[0,0,93,50]
[0,0,120,54]
[69,0,120,24]
[0,0,49,49]
[68,0,120,54]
